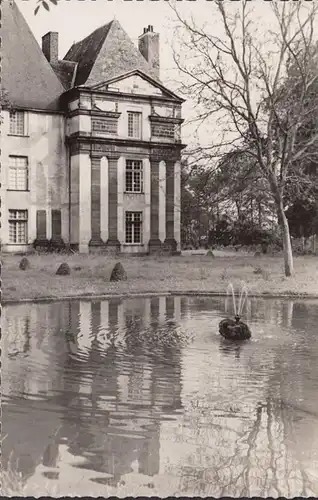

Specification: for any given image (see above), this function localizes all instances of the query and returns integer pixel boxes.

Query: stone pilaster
[117,156,125,245]
[158,160,166,244]
[70,153,92,252]
[89,155,103,249]
[143,158,151,245]
[70,154,80,249]
[79,153,91,253]
[148,158,161,252]
[106,154,121,252]
[164,160,177,253]
[174,160,181,253]
[100,156,109,243]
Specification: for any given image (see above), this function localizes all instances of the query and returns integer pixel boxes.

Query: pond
[2,295,318,497]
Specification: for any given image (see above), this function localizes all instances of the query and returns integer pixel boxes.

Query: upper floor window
[9,209,28,244]
[125,211,142,244]
[8,156,29,191]
[9,110,26,136]
[125,160,143,193]
[127,111,142,139]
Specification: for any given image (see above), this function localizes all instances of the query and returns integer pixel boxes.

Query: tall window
[125,160,143,193]
[125,211,142,244]
[9,111,25,136]
[127,112,141,139]
[9,210,28,244]
[8,156,28,190]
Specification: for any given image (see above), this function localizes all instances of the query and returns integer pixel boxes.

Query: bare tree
[172,0,318,276]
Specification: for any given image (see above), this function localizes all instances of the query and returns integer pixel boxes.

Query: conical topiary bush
[56,262,71,276]
[110,262,127,282]
[206,249,215,258]
[19,257,30,270]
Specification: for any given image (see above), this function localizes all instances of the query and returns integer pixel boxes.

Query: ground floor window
[125,211,142,244]
[9,209,28,243]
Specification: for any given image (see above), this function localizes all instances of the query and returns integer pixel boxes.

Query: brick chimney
[42,32,59,64]
[138,25,159,79]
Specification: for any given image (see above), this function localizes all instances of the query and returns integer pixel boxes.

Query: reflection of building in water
[2,301,73,482]
[2,297,182,483]
[5,296,317,496]
[57,295,184,481]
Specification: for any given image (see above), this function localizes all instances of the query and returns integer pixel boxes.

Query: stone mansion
[1,1,185,254]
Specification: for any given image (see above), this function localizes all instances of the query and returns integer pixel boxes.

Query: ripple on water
[2,295,318,498]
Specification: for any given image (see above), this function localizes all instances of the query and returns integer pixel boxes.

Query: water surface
[2,295,318,497]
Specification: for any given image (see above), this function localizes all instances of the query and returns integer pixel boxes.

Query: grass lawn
[2,250,318,303]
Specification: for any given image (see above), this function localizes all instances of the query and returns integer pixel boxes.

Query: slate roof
[1,1,65,111]
[51,60,78,90]
[64,19,161,88]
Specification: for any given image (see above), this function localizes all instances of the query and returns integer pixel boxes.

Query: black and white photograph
[1,0,318,496]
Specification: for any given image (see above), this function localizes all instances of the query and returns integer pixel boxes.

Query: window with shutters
[125,160,143,193]
[125,211,142,244]
[9,210,28,244]
[8,156,28,191]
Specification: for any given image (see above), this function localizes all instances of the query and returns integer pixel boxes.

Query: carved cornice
[91,110,121,119]
[68,135,186,158]
[68,109,121,119]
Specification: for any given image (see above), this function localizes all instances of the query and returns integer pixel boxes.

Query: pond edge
[3,290,318,305]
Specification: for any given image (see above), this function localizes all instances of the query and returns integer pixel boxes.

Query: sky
[16,0,213,144]
[15,0,318,150]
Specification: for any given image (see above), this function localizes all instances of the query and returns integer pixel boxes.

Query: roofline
[62,87,183,106]
[1,104,65,115]
[89,69,185,103]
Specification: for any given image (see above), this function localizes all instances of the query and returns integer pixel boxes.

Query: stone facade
[1,5,185,255]
[1,110,69,252]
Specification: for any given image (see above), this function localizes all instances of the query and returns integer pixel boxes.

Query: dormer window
[127,111,142,139]
[9,110,26,136]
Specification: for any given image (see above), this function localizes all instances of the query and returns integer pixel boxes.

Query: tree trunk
[276,201,294,277]
[312,234,317,254]
[258,202,262,228]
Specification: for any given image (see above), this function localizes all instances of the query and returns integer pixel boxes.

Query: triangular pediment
[90,70,183,102]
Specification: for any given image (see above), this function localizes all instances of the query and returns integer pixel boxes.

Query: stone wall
[1,110,68,252]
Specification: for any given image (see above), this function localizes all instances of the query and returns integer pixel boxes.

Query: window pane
[8,157,28,190]
[125,211,142,244]
[127,112,141,138]
[9,222,17,242]
[133,171,141,192]
[10,111,25,135]
[126,170,133,192]
[8,210,28,243]
[9,209,27,220]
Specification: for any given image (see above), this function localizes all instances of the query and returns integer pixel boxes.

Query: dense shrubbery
[207,219,282,251]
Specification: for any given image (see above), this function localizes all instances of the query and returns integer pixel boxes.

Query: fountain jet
[219,283,251,341]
